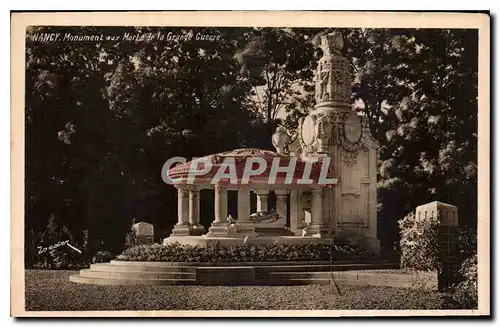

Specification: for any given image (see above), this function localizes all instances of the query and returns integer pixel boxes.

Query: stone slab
[196,267,255,285]
[163,235,339,247]
[109,259,393,267]
[71,261,433,288]
[69,274,196,285]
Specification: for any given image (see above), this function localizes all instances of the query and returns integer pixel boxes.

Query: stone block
[415,201,458,226]
[132,222,154,244]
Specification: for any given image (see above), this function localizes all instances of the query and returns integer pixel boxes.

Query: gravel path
[25,270,454,311]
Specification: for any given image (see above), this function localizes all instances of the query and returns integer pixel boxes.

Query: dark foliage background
[24,27,478,264]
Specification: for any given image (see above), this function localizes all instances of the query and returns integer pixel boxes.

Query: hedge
[116,242,374,262]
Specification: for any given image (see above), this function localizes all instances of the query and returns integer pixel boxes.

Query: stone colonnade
[171,185,326,236]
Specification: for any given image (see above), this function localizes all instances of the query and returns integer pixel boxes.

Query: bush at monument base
[116,242,375,263]
[451,253,478,309]
[398,212,441,272]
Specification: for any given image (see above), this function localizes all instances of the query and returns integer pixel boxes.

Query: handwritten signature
[37,240,82,254]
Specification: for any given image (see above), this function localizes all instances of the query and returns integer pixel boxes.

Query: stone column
[310,189,323,225]
[237,185,251,222]
[274,189,288,221]
[302,188,330,237]
[171,187,191,236]
[188,187,205,235]
[213,185,228,225]
[255,190,269,212]
[206,185,229,237]
[290,190,305,235]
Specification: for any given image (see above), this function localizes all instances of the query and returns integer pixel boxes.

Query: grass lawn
[25,270,458,311]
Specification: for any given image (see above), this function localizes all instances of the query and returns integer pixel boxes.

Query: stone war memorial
[163,32,380,254]
[69,32,461,290]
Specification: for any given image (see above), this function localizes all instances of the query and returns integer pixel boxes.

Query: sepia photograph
[10,11,490,317]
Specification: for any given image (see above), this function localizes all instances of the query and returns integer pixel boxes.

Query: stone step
[258,270,435,288]
[90,263,196,273]
[255,262,398,273]
[80,269,195,280]
[108,259,392,267]
[260,271,334,279]
[70,274,196,286]
[254,278,333,285]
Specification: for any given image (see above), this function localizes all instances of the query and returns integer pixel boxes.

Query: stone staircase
[69,260,417,287]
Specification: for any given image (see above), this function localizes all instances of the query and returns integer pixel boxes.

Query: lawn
[25,270,457,311]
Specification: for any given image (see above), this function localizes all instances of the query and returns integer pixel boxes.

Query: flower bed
[116,242,374,263]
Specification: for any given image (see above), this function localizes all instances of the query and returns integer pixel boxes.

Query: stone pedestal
[416,201,460,290]
[226,223,258,238]
[132,222,154,244]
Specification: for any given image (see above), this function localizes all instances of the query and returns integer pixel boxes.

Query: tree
[24,26,262,258]
[234,28,318,133]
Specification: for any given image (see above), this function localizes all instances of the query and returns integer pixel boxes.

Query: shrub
[451,252,478,308]
[398,212,441,272]
[31,247,91,270]
[124,229,139,249]
[92,250,115,263]
[26,220,91,270]
[116,242,374,263]
[457,226,477,260]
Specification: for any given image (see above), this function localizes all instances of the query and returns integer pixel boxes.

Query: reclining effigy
[248,209,280,223]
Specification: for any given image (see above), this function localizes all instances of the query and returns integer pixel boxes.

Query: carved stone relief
[342,151,357,168]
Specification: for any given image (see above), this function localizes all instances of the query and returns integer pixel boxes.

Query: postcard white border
[10,11,490,317]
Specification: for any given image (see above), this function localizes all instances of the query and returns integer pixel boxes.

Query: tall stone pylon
[314,31,353,112]
[295,31,381,254]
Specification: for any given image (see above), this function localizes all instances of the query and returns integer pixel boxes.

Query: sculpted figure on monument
[249,209,280,223]
[315,116,333,152]
[272,126,290,154]
[320,31,343,57]
[319,70,330,101]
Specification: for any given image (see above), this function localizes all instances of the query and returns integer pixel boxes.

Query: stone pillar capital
[176,186,189,195]
[180,184,199,192]
[214,184,227,192]
[254,189,270,197]
[274,189,289,197]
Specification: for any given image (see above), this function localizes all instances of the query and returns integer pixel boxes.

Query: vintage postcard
[11,11,490,317]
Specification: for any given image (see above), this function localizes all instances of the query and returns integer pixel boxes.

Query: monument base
[301,224,332,238]
[190,224,206,236]
[363,237,381,256]
[163,235,339,247]
[171,224,206,236]
[170,224,191,236]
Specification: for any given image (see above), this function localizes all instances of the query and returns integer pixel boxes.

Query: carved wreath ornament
[298,116,319,155]
[340,112,366,153]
